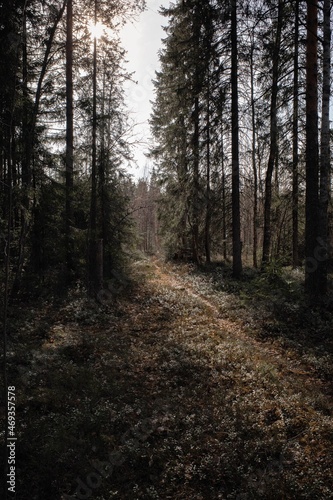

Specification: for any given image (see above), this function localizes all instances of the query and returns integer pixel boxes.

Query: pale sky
[121,0,170,179]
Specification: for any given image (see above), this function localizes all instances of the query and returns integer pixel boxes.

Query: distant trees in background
[150,0,332,298]
[131,173,161,256]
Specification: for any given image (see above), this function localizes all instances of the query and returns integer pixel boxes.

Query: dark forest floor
[1,257,333,499]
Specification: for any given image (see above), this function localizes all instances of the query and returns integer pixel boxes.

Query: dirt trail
[149,258,324,385]
[11,257,333,499]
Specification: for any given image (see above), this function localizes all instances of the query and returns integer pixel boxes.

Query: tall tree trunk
[22,8,30,189]
[99,62,107,269]
[13,0,67,292]
[66,0,74,282]
[191,6,201,266]
[292,0,299,268]
[220,97,227,261]
[250,33,258,268]
[305,0,319,296]
[205,85,211,264]
[88,0,101,295]
[262,0,283,266]
[3,124,13,500]
[192,94,200,264]
[3,28,17,487]
[12,9,30,294]
[318,0,331,295]
[231,0,242,277]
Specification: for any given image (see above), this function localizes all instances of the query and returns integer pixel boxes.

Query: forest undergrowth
[1,257,333,499]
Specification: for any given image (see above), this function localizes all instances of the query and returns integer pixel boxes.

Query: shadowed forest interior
[1,0,333,499]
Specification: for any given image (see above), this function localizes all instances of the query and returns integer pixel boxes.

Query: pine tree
[151,0,225,261]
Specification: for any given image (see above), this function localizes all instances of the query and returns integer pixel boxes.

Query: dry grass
[1,257,332,499]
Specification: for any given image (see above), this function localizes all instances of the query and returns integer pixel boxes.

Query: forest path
[11,257,333,499]
[147,257,325,387]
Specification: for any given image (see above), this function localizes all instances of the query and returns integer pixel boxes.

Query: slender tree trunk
[12,10,30,294]
[3,24,17,484]
[292,0,299,268]
[66,0,74,282]
[190,7,201,265]
[318,0,331,295]
[250,35,258,268]
[205,85,211,264]
[13,0,67,292]
[99,62,107,270]
[221,131,227,262]
[192,94,200,264]
[262,0,283,266]
[12,10,29,294]
[22,9,30,188]
[220,98,227,261]
[3,128,13,500]
[88,0,101,295]
[100,63,106,232]
[231,0,242,277]
[305,0,319,296]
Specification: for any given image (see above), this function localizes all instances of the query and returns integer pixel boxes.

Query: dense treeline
[150,0,332,300]
[0,0,145,301]
[0,0,332,305]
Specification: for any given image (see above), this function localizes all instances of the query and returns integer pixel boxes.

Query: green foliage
[101,172,136,277]
[150,0,228,261]
[260,257,285,283]
[0,0,146,303]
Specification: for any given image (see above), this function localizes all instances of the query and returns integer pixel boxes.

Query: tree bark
[262,0,283,266]
[220,98,227,262]
[66,0,74,281]
[292,0,299,268]
[250,33,258,268]
[231,0,242,277]
[192,94,200,265]
[318,0,331,295]
[205,85,211,264]
[191,5,201,266]
[88,0,101,296]
[305,0,320,296]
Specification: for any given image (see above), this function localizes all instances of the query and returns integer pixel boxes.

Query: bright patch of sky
[120,1,170,179]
